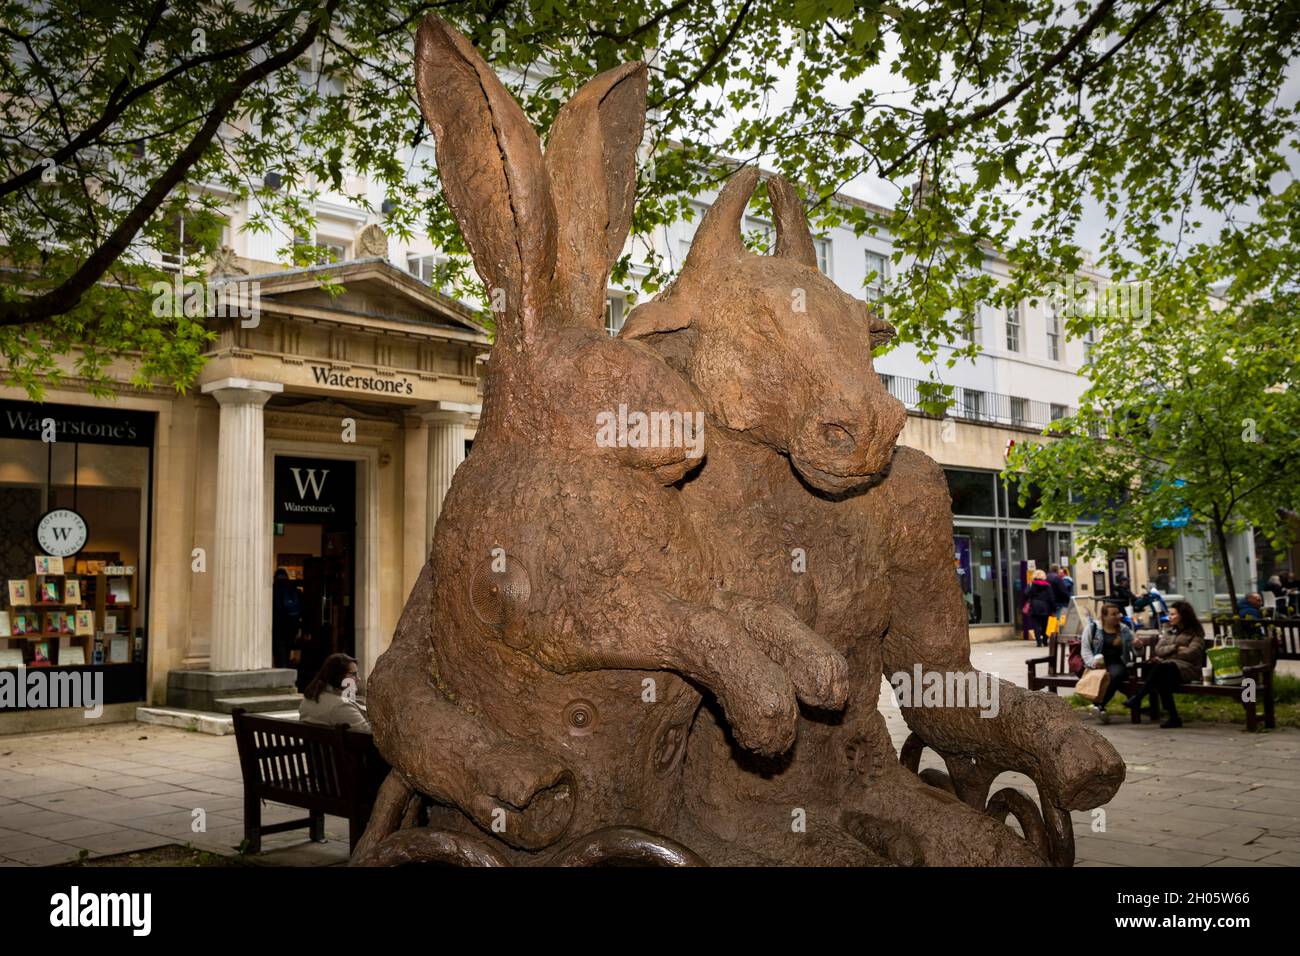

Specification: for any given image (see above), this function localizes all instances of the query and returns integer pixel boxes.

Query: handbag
[1069,621,1098,678]
[1067,639,1085,677]
[1075,666,1110,703]
[1207,637,1243,685]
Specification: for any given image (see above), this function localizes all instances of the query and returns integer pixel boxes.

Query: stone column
[421,401,480,548]
[200,377,283,672]
[402,414,430,597]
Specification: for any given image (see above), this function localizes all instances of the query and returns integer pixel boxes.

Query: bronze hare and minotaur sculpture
[354,15,1124,867]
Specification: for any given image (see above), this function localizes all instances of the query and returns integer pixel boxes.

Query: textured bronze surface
[356,15,1125,867]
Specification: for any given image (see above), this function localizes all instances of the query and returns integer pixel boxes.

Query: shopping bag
[1046,614,1059,638]
[1207,640,1243,685]
[1075,667,1110,703]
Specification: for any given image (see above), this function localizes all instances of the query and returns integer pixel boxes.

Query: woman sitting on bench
[1082,601,1136,724]
[299,653,371,733]
[1123,601,1207,729]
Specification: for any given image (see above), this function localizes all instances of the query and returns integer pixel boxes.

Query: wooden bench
[1261,617,1300,662]
[1027,632,1148,697]
[232,708,388,853]
[1027,630,1276,731]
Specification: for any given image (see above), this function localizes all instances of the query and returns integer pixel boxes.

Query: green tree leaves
[0,0,1295,401]
[1007,275,1300,611]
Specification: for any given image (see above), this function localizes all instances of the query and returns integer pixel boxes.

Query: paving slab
[0,639,1294,867]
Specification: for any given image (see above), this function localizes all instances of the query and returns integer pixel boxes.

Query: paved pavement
[0,722,351,867]
[0,640,1295,867]
[891,641,1300,867]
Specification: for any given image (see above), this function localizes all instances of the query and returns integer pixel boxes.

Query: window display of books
[2,557,144,668]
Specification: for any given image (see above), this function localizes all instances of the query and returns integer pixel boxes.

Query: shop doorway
[272,456,356,690]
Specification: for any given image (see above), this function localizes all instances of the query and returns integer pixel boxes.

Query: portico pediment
[202,258,487,409]
[224,257,491,342]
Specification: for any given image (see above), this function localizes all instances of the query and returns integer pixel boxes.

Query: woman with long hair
[1123,600,1206,728]
[1080,600,1136,724]
[299,652,370,732]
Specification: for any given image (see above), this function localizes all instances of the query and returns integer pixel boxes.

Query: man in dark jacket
[1237,592,1265,636]
[1047,565,1071,607]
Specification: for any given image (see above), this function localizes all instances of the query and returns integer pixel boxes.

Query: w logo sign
[290,467,329,500]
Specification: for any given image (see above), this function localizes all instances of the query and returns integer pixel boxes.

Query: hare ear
[767,176,819,269]
[683,166,759,270]
[545,62,648,327]
[414,15,555,346]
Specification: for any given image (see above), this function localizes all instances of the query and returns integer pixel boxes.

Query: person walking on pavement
[1028,569,1058,648]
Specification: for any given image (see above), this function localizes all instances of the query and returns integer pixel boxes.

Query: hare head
[621,169,907,494]
[414,16,703,484]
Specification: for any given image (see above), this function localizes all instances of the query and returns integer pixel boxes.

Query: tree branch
[0,0,340,328]
[0,4,309,201]
[648,0,756,110]
[1067,0,1179,86]
[879,0,1124,180]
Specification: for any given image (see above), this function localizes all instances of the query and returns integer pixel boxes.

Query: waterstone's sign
[274,455,355,523]
[309,364,414,396]
[0,399,156,448]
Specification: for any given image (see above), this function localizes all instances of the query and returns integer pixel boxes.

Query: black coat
[1028,580,1057,616]
[1046,572,1071,607]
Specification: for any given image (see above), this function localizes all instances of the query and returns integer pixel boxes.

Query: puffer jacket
[1152,628,1206,683]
